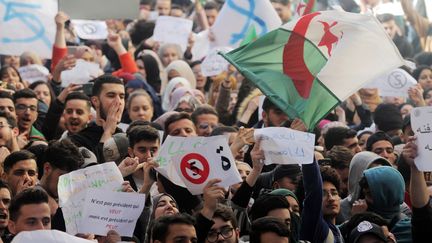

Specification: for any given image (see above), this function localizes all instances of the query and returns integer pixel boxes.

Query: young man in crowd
[250,217,290,243]
[0,181,11,241]
[0,92,16,120]
[7,188,51,237]
[366,131,397,166]
[164,112,197,137]
[191,105,219,137]
[13,89,46,145]
[69,75,125,162]
[205,204,240,243]
[2,151,37,196]
[151,214,198,243]
[324,127,362,154]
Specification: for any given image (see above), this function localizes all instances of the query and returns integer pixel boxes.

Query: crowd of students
[0,0,431,242]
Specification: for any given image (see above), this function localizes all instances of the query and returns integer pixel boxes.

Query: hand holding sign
[411,107,432,171]
[201,179,225,219]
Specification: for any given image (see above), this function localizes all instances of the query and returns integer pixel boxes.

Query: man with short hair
[250,217,290,243]
[204,1,219,26]
[250,194,291,229]
[164,112,197,137]
[191,105,219,137]
[13,89,46,144]
[39,140,82,213]
[0,181,11,240]
[324,127,362,154]
[63,92,92,136]
[156,0,171,16]
[2,151,37,196]
[69,75,125,162]
[7,188,51,236]
[151,214,197,243]
[205,204,239,243]
[327,145,354,198]
[260,98,289,128]
[366,131,397,165]
[271,0,292,24]
[0,112,19,152]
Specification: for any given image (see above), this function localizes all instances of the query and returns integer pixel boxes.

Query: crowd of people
[0,0,431,242]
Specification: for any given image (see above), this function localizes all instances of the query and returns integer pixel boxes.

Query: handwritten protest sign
[411,107,432,171]
[59,0,139,20]
[0,0,57,58]
[211,0,281,48]
[72,20,108,40]
[201,47,232,77]
[363,68,416,98]
[153,16,193,53]
[11,230,94,243]
[18,64,49,83]
[79,189,145,237]
[58,162,124,235]
[191,30,210,62]
[156,135,242,195]
[60,59,101,87]
[254,127,315,165]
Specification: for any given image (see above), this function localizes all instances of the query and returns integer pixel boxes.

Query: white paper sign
[191,30,210,61]
[18,64,49,83]
[254,127,315,165]
[79,189,145,237]
[156,135,242,195]
[363,68,416,98]
[58,162,124,235]
[0,0,57,59]
[427,1,432,21]
[12,230,94,243]
[153,16,193,53]
[59,0,139,20]
[211,0,281,48]
[72,20,108,40]
[60,59,101,87]
[201,47,232,77]
[411,107,432,171]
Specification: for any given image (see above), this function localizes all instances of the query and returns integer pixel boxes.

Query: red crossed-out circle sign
[180,153,210,184]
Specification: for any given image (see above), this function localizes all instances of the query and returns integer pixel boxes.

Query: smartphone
[82,83,94,96]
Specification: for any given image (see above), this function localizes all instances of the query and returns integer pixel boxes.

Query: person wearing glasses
[12,89,46,147]
[205,204,240,243]
[191,105,219,137]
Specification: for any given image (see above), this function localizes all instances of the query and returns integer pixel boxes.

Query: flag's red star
[318,21,339,56]
[296,2,306,15]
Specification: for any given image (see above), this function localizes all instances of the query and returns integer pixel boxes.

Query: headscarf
[165,60,196,89]
[138,49,167,93]
[161,77,191,111]
[169,86,193,111]
[20,51,42,66]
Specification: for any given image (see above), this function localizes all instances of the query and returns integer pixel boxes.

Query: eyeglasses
[206,226,234,243]
[198,122,217,130]
[15,104,37,112]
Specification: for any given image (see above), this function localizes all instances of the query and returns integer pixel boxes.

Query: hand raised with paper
[107,33,127,55]
[402,136,418,169]
[53,55,77,82]
[201,179,225,220]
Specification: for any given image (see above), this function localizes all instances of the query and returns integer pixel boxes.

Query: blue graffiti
[226,0,268,45]
[0,0,51,48]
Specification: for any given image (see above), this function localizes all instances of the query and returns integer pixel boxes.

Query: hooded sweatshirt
[337,152,391,223]
[364,166,412,243]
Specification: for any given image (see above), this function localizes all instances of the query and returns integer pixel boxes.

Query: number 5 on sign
[0,0,57,58]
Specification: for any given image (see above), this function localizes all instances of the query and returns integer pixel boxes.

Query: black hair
[28,81,55,106]
[129,20,155,47]
[13,88,37,102]
[9,188,48,221]
[250,194,290,221]
[324,127,357,151]
[250,217,290,243]
[151,214,196,242]
[191,105,218,125]
[412,65,432,81]
[44,140,83,172]
[189,60,202,69]
[204,1,219,10]
[91,75,124,97]
[262,97,279,113]
[0,91,13,101]
[377,13,395,23]
[164,112,192,132]
[26,144,48,179]
[128,125,160,148]
[0,65,23,84]
[414,52,432,66]
[320,166,341,192]
[3,150,36,174]
[65,92,91,110]
[213,204,238,229]
[365,131,394,152]
[210,126,238,136]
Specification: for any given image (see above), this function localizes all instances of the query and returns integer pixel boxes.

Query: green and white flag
[221,11,404,130]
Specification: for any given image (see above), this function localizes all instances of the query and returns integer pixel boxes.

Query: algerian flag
[293,0,316,19]
[221,11,405,130]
